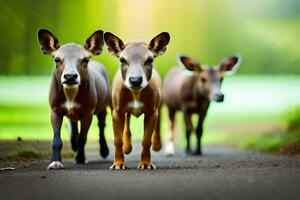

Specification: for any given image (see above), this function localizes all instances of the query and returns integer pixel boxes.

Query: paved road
[1,144,300,200]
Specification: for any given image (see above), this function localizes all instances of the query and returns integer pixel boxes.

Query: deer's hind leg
[164,108,176,156]
[69,120,79,152]
[97,108,109,158]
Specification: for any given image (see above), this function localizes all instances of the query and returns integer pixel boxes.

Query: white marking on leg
[165,118,175,156]
[164,141,175,156]
[47,161,64,170]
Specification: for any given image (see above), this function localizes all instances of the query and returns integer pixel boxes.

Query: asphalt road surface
[1,143,300,200]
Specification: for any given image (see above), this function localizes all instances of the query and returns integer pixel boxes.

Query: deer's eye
[54,57,61,64]
[82,57,89,64]
[201,77,207,83]
[145,57,153,65]
[120,57,128,65]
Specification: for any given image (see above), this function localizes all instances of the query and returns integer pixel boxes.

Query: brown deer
[163,54,241,156]
[104,32,170,170]
[38,29,110,169]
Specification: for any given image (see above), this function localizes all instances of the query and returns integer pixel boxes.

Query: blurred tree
[0,0,300,76]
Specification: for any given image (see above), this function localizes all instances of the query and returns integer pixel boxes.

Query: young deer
[163,54,241,156]
[104,32,170,170]
[38,29,110,169]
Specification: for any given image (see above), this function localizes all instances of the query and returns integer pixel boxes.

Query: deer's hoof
[110,162,127,170]
[137,162,157,170]
[47,161,64,170]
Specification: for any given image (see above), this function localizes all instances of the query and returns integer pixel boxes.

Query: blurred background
[0,0,300,157]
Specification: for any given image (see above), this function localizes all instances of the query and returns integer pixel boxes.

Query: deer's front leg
[75,113,93,164]
[138,110,158,170]
[110,110,126,170]
[48,111,64,170]
[151,109,161,152]
[122,113,132,154]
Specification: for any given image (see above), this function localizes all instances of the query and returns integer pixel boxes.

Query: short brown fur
[104,32,170,169]
[38,29,110,169]
[163,55,241,155]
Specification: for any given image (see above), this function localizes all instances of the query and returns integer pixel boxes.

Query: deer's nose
[64,73,78,80]
[129,76,143,87]
[214,93,224,102]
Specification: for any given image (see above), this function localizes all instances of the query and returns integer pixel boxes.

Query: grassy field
[0,75,300,151]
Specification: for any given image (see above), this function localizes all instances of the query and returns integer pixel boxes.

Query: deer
[37,29,110,169]
[104,31,170,170]
[163,54,241,156]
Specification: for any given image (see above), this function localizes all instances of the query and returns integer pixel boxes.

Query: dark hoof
[184,149,193,156]
[75,154,86,164]
[100,144,109,158]
[75,159,87,164]
[75,160,87,164]
[193,150,202,156]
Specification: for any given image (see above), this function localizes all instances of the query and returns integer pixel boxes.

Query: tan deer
[163,54,241,156]
[104,32,170,169]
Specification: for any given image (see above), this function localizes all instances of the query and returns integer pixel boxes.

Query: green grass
[0,104,145,141]
[0,75,300,153]
[210,107,300,152]
[4,144,75,160]
[286,107,300,132]
[6,146,49,159]
[245,131,300,152]
[246,107,300,152]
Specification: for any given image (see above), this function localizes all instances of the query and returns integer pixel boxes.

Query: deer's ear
[104,32,125,57]
[38,29,60,55]
[148,32,170,57]
[178,55,202,72]
[219,55,242,74]
[84,30,104,55]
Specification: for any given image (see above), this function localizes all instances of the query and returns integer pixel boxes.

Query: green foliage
[286,107,300,132]
[245,132,300,152]
[234,107,300,152]
[1,0,300,75]
[0,76,300,155]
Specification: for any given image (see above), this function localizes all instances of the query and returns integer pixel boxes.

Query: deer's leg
[75,114,93,164]
[195,110,207,155]
[122,113,132,154]
[138,110,158,170]
[110,110,126,170]
[69,120,78,152]
[184,112,193,155]
[97,108,109,158]
[165,108,176,156]
[48,111,64,170]
[152,108,161,152]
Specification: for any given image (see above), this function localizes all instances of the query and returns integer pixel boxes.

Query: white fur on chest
[64,100,77,111]
[62,84,79,113]
[127,100,144,116]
